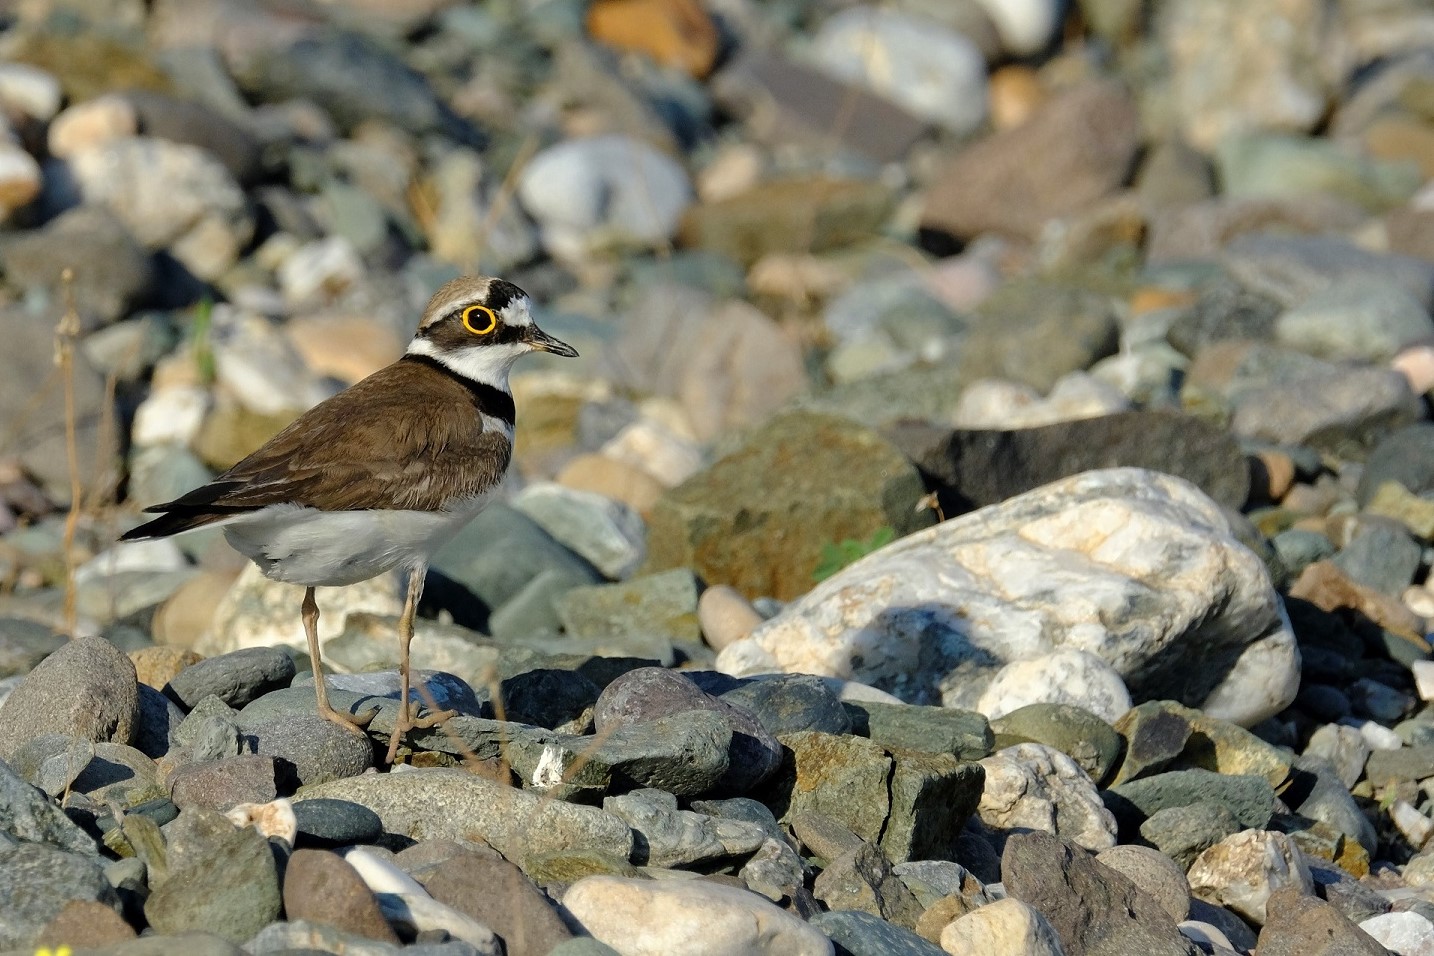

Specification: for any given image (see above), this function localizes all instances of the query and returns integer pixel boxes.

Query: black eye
[462,304,497,335]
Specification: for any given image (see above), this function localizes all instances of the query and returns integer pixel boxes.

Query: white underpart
[220,493,493,587]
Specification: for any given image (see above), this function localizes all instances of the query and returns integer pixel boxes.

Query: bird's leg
[304,586,376,733]
[385,565,454,764]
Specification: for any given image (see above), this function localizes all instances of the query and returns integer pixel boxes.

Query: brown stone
[153,569,241,649]
[987,65,1045,131]
[1386,207,1434,264]
[915,892,978,943]
[33,898,137,949]
[1255,887,1388,956]
[286,314,402,386]
[0,635,140,761]
[283,849,399,944]
[556,453,666,517]
[1288,560,1426,641]
[586,0,720,79]
[130,646,204,689]
[679,177,896,266]
[922,80,1140,241]
[169,754,279,812]
[421,849,574,956]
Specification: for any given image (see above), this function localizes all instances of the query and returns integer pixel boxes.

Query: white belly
[222,498,488,587]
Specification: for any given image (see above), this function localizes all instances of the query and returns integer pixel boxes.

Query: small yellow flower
[35,947,73,956]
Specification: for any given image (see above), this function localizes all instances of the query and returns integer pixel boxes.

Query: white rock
[1360,911,1434,956]
[518,135,691,261]
[1177,920,1235,952]
[1393,801,1434,851]
[277,236,366,307]
[953,373,1131,430]
[209,306,334,415]
[970,0,1062,56]
[0,64,61,121]
[200,563,403,657]
[811,7,988,134]
[717,468,1298,726]
[0,142,41,219]
[976,647,1132,723]
[511,482,646,579]
[1303,723,1371,788]
[1186,829,1313,925]
[602,419,704,487]
[940,897,1066,956]
[344,847,501,952]
[132,385,212,448]
[978,743,1117,852]
[699,585,764,651]
[75,538,189,584]
[818,677,904,704]
[563,875,834,956]
[225,799,298,844]
[1414,660,1434,703]
[1354,719,1406,751]
[53,136,253,279]
[47,94,138,157]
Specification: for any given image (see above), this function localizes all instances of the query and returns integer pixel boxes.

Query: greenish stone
[1365,745,1434,786]
[809,909,948,956]
[1110,769,1274,831]
[1115,701,1292,789]
[555,569,701,645]
[1138,801,1242,870]
[1110,700,1192,786]
[523,848,641,886]
[991,703,1121,784]
[962,278,1121,391]
[773,732,893,844]
[1216,132,1422,212]
[643,410,933,601]
[144,808,281,943]
[882,752,984,863]
[844,701,992,761]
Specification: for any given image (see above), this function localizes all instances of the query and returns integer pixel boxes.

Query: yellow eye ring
[462,304,497,335]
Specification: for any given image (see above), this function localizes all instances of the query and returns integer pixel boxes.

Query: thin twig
[55,269,82,638]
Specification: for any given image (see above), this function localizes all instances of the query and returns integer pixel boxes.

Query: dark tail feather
[120,510,230,541]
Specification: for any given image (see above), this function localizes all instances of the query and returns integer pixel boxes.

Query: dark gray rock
[242,713,374,786]
[124,90,262,183]
[1001,831,1197,956]
[166,646,297,710]
[698,672,853,737]
[134,683,184,759]
[595,667,781,794]
[0,205,154,327]
[1224,233,1434,309]
[1256,886,1390,955]
[1137,802,1243,871]
[1358,423,1434,504]
[0,617,66,679]
[293,797,384,849]
[0,757,98,853]
[592,709,733,796]
[888,410,1251,512]
[431,503,604,635]
[144,807,282,943]
[0,635,140,761]
[0,841,121,949]
[1332,521,1423,596]
[809,909,947,956]
[846,700,993,762]
[812,842,922,931]
[1311,864,1390,924]
[168,754,281,811]
[232,30,480,143]
[1109,770,1275,832]
[500,668,601,729]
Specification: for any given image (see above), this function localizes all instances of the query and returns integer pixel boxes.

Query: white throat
[406,338,527,391]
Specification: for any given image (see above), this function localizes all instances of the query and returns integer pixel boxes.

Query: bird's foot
[383,706,458,764]
[318,703,379,734]
[410,708,457,730]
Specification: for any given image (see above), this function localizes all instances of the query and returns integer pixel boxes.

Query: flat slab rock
[717,468,1298,727]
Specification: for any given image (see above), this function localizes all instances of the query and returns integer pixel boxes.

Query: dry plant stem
[56,268,82,638]
[304,586,376,733]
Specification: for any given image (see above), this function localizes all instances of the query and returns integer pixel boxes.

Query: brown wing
[122,361,511,539]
